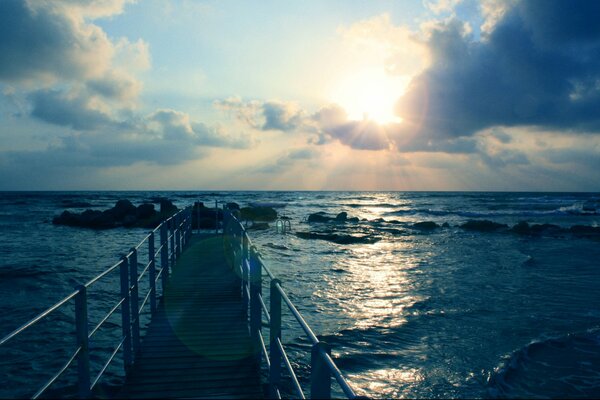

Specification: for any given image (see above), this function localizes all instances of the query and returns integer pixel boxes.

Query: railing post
[249,247,262,364]
[169,218,175,266]
[148,231,157,314]
[269,279,282,399]
[120,256,132,371]
[75,285,91,398]
[242,233,249,316]
[160,222,169,291]
[215,200,218,235]
[311,342,332,399]
[129,248,140,357]
[176,213,182,258]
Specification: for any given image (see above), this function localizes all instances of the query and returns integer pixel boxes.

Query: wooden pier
[119,234,263,399]
[0,205,360,399]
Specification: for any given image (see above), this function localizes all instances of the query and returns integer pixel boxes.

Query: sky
[1,0,600,191]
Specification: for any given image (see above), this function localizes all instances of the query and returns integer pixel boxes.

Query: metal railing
[223,209,363,399]
[0,207,194,399]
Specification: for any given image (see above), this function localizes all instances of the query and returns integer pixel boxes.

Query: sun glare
[330,67,410,124]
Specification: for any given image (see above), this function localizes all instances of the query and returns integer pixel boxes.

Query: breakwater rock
[53,199,178,229]
[240,206,277,222]
[307,211,359,223]
[296,231,380,244]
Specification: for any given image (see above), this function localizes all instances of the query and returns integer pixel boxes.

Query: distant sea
[1,191,600,398]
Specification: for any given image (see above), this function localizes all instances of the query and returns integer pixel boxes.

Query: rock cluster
[307,211,359,223]
[53,199,178,229]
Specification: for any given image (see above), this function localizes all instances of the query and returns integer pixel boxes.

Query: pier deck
[119,234,263,399]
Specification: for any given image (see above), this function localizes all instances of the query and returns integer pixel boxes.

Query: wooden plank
[117,234,264,399]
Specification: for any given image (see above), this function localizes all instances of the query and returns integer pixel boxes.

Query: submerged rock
[460,220,508,232]
[511,221,563,236]
[295,231,380,244]
[307,211,358,223]
[411,221,439,230]
[307,212,331,223]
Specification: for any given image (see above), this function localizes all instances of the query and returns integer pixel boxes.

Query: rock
[460,220,508,232]
[136,203,155,219]
[335,212,348,222]
[411,221,439,230]
[227,202,240,210]
[308,211,357,223]
[295,231,380,244]
[191,201,221,229]
[511,221,531,234]
[160,199,178,214]
[308,212,331,223]
[53,199,177,229]
[511,222,563,236]
[241,206,277,222]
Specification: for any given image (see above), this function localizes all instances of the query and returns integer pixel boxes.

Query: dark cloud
[0,0,112,83]
[396,0,600,146]
[29,89,114,130]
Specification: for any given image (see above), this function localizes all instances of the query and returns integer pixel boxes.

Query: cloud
[215,97,307,132]
[29,89,114,130]
[148,109,251,148]
[256,147,319,173]
[0,0,116,84]
[396,0,600,144]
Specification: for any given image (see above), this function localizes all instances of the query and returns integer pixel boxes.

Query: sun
[329,67,410,124]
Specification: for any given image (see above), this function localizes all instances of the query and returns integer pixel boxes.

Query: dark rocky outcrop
[411,221,439,230]
[241,206,277,222]
[53,200,178,229]
[510,221,562,236]
[460,220,508,232]
[192,202,222,229]
[295,231,380,244]
[307,211,359,223]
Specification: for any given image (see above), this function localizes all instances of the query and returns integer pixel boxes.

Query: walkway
[119,234,263,399]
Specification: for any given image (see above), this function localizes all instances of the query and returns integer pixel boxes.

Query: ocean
[1,191,599,398]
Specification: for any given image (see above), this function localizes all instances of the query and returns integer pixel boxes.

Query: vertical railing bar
[170,218,175,267]
[129,248,140,357]
[269,278,282,399]
[215,199,218,235]
[75,285,91,398]
[250,246,262,367]
[311,342,332,399]
[160,222,169,292]
[148,231,157,315]
[119,256,132,372]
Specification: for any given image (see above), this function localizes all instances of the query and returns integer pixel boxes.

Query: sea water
[1,191,599,398]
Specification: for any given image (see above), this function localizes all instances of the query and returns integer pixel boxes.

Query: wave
[488,329,600,398]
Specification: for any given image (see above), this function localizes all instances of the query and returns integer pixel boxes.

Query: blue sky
[1,0,599,190]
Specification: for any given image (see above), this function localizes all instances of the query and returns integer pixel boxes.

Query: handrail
[222,209,361,399]
[0,205,195,399]
[0,290,79,346]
